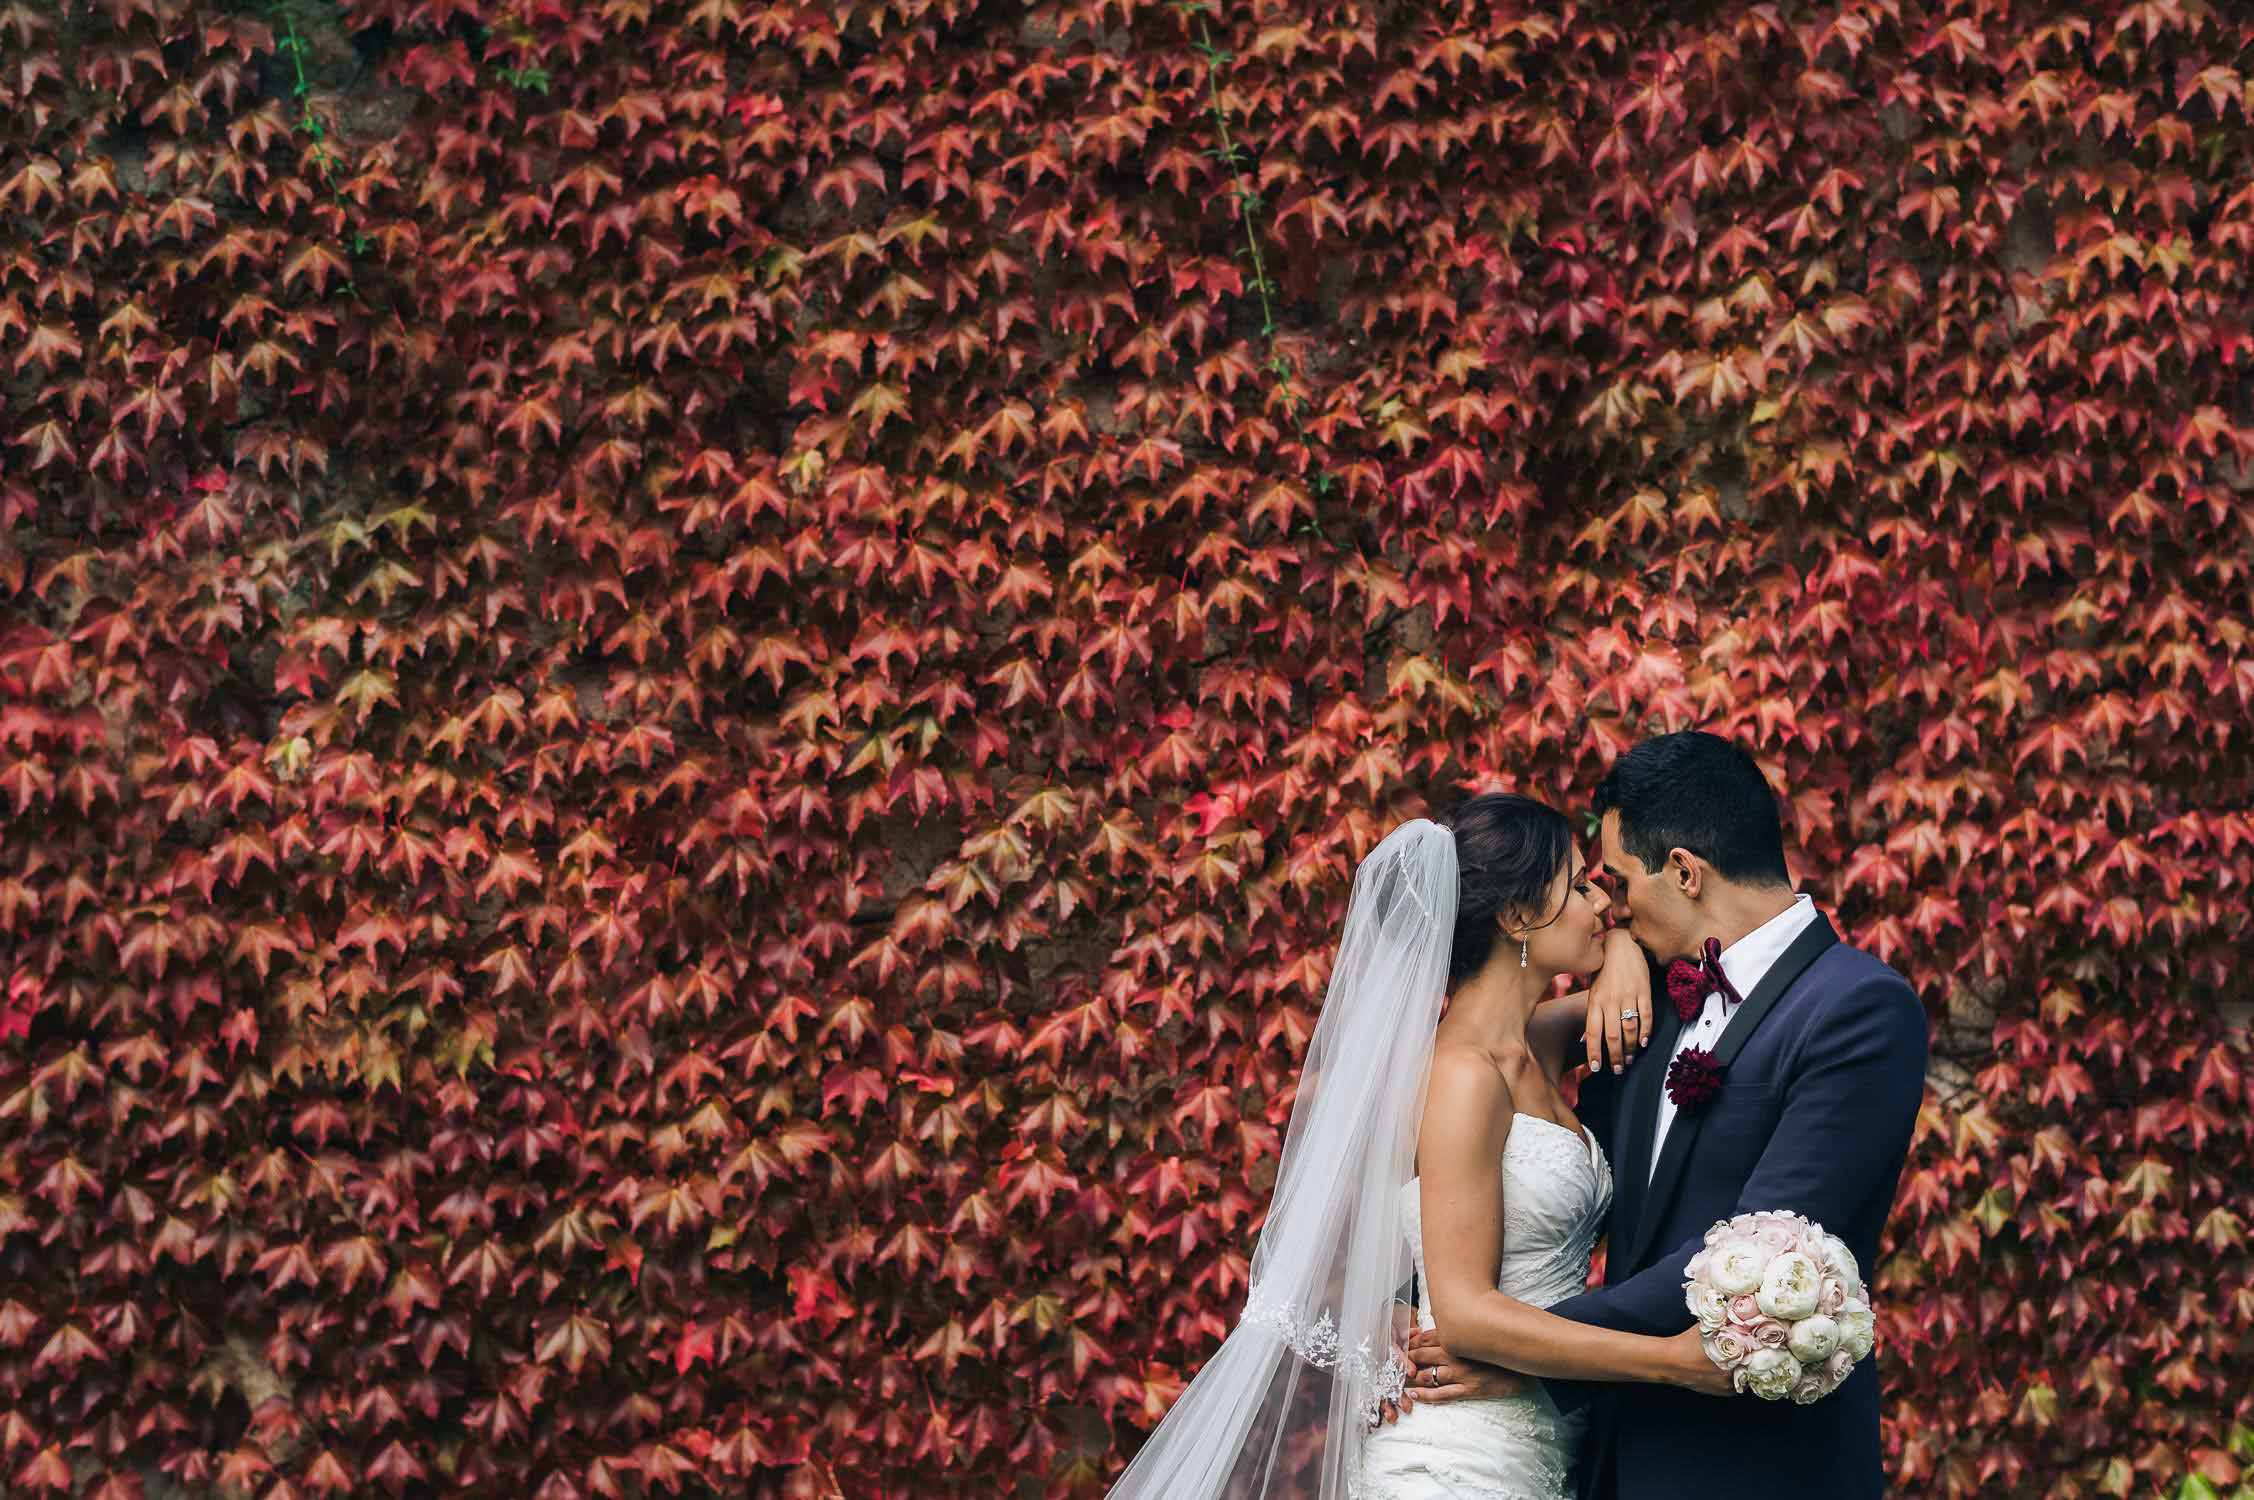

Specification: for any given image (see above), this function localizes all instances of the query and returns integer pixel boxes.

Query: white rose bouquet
[1682,1210,1876,1403]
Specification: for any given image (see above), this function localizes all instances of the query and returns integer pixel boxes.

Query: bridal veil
[1106,818,1458,1499]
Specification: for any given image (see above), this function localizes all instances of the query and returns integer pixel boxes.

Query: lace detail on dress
[1356,1396,1573,1500]
[1240,1286,1410,1430]
[1401,1113,1611,1317]
[1440,1399,1574,1493]
[1354,1431,1567,1500]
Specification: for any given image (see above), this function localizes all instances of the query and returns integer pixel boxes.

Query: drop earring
[1519,938,1529,968]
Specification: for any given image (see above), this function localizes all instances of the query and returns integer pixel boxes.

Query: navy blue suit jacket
[1543,915,1927,1500]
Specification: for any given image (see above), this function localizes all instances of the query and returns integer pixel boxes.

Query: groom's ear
[1667,846,1704,900]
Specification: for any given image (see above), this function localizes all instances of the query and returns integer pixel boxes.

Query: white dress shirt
[1649,893,1819,1179]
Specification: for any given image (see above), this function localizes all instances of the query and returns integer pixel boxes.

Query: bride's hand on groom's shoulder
[1582,928,1654,1077]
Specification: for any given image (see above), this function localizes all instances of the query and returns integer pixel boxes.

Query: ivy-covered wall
[2,0,2251,1497]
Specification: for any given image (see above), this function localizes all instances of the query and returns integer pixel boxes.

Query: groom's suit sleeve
[1541,974,1927,1416]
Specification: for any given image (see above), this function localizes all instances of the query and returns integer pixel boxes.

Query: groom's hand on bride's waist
[1402,1326,1528,1404]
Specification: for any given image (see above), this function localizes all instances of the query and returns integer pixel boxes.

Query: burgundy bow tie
[1664,937,1744,1023]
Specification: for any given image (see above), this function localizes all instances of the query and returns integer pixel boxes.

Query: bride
[1107,793,1728,1500]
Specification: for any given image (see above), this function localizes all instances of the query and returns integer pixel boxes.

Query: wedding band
[1427,1367,1441,1387]
[1621,1010,1637,1022]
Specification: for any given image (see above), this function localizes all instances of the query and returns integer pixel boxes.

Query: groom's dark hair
[1594,731,1791,888]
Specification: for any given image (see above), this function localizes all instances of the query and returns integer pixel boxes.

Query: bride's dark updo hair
[1438,792,1573,987]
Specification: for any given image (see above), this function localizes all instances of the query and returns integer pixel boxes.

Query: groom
[1407,731,1928,1499]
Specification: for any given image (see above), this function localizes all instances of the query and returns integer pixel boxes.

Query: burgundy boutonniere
[1666,1045,1724,1111]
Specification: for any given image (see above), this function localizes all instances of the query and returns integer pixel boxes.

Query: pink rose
[1756,1222,1799,1253]
[1704,1328,1753,1368]
[1728,1294,1763,1324]
[1825,1350,1856,1387]
[1748,1317,1792,1351]
[1818,1277,1847,1316]
[1790,1373,1828,1405]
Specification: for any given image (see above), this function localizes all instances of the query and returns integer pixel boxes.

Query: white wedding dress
[1358,1113,1614,1500]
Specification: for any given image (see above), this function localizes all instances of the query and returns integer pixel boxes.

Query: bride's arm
[1526,991,1589,1080]
[1419,1050,1720,1390]
[1529,930,1655,1082]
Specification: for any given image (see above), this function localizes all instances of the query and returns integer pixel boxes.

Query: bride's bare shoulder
[1425,1043,1515,1115]
[1418,1046,1516,1180]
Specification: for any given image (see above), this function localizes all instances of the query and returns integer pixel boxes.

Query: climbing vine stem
[1178,1,1339,511]
[271,2,371,262]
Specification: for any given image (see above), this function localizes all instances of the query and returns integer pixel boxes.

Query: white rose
[1786,1313,1839,1364]
[1686,1284,1730,1332]
[1741,1347,1803,1401]
[1755,1251,1822,1321]
[1709,1238,1771,1296]
[1818,1233,1862,1291]
[1837,1299,1876,1360]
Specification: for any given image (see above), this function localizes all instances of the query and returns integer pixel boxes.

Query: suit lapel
[1623,913,1841,1269]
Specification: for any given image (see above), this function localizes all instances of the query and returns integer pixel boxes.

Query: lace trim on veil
[1239,1285,1410,1429]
